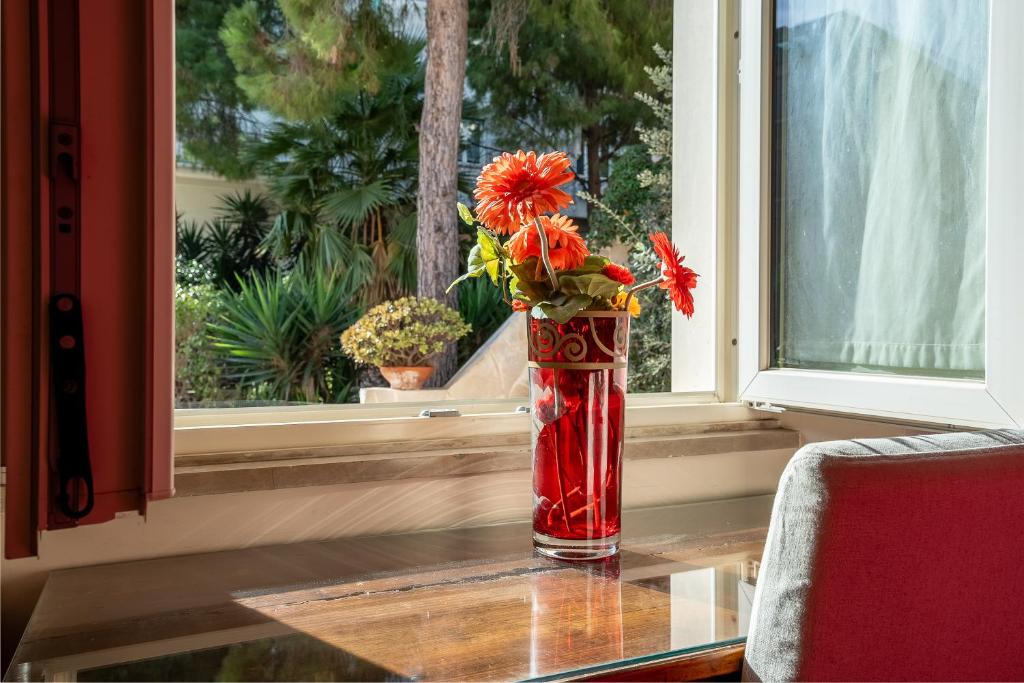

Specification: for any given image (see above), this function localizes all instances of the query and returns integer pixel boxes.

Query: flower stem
[534,216,560,291]
[624,275,665,312]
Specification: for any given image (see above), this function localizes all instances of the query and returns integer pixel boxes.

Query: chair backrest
[742,430,1024,681]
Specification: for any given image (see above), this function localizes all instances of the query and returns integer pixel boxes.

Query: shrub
[208,266,360,403]
[341,297,471,368]
[174,258,226,405]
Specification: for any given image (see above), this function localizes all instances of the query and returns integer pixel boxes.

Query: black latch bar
[48,0,93,521]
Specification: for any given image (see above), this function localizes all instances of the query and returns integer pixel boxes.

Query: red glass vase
[528,312,629,560]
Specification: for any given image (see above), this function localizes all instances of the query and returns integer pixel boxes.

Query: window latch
[745,400,786,414]
[419,408,461,418]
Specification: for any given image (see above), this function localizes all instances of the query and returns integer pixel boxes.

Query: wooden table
[5,496,770,682]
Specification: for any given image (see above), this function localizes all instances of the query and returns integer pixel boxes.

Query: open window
[737,0,1024,428]
[170,0,733,451]
[2,0,175,558]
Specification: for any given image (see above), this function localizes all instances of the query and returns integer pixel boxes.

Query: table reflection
[529,558,624,678]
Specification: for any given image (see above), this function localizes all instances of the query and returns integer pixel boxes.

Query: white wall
[174,167,266,225]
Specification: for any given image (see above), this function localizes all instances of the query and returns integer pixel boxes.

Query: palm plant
[203,190,274,288]
[175,214,207,265]
[208,264,360,403]
[244,34,424,305]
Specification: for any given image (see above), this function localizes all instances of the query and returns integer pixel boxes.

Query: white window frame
[173,0,735,451]
[736,0,1024,428]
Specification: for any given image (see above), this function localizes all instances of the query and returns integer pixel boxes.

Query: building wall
[174,167,266,225]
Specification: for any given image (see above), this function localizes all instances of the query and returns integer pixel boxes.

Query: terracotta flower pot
[379,366,434,391]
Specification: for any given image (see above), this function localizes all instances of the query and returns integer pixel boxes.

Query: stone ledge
[174,419,799,497]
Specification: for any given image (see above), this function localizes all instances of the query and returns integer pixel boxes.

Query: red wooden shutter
[2,0,174,559]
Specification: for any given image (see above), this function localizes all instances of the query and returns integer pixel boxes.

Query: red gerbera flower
[649,231,698,317]
[507,214,590,272]
[474,150,575,234]
[602,262,635,285]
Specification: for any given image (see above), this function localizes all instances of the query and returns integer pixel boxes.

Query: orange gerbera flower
[507,214,589,272]
[650,231,698,317]
[511,299,531,312]
[602,262,635,285]
[474,150,575,234]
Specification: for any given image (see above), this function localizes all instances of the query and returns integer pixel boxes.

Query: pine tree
[467,0,672,199]
[220,0,414,120]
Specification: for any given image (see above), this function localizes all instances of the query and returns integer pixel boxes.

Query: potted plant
[341,296,471,390]
[448,150,698,560]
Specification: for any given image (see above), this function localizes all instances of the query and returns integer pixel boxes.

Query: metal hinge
[419,408,461,418]
[745,400,786,414]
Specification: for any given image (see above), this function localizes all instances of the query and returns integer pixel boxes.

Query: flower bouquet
[449,150,698,560]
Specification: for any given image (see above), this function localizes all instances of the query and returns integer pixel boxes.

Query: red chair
[743,430,1024,681]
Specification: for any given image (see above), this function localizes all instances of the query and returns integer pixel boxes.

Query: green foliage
[585,145,658,248]
[467,0,672,189]
[243,37,423,303]
[208,266,360,402]
[175,0,278,178]
[623,248,671,392]
[448,228,506,291]
[221,0,415,120]
[341,297,471,368]
[447,209,627,323]
[175,192,274,289]
[175,215,207,264]
[527,258,622,323]
[457,276,511,365]
[584,46,674,392]
[174,259,227,405]
[207,190,274,287]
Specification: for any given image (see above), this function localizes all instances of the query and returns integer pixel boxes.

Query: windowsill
[174,414,799,496]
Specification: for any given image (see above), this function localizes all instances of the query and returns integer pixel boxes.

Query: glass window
[173,0,676,409]
[771,0,988,380]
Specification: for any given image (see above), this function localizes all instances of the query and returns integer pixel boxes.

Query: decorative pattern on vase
[528,313,629,558]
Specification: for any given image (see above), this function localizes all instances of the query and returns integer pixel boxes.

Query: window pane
[771,0,988,379]
[174,0,675,408]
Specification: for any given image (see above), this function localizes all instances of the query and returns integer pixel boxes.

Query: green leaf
[508,257,552,303]
[557,272,622,300]
[581,255,611,272]
[446,244,488,293]
[457,202,475,226]
[533,294,593,323]
[476,229,503,285]
[319,180,394,229]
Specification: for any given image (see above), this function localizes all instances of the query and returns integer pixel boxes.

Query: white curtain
[775,0,988,377]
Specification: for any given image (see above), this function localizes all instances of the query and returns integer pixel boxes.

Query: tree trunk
[417,0,468,386]
[585,123,602,199]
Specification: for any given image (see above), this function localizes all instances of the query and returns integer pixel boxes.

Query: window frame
[173,0,733,448]
[736,0,1024,428]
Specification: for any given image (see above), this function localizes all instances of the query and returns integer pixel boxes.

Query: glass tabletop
[7,496,770,682]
